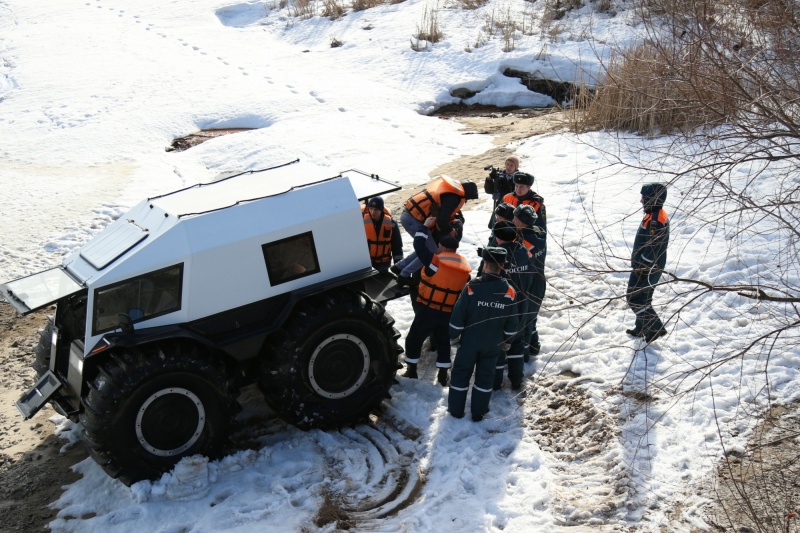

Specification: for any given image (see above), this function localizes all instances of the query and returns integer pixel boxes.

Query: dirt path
[0,304,84,532]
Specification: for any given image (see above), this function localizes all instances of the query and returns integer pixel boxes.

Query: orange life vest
[405,176,466,223]
[502,193,541,213]
[362,205,394,265]
[417,252,472,312]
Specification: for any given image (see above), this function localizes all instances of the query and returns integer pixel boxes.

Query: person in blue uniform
[448,247,517,422]
[626,183,670,343]
[489,221,532,390]
[512,204,546,359]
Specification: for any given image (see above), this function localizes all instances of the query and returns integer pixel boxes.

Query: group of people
[361,156,670,422]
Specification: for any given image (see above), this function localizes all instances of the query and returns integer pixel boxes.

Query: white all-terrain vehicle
[1,160,407,485]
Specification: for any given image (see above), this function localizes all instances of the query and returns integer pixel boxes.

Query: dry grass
[412,3,443,49]
[321,0,347,18]
[451,0,489,9]
[288,0,315,18]
[571,42,739,134]
[352,0,384,11]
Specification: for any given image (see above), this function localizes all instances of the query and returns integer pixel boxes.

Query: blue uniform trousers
[626,271,664,333]
[526,275,545,360]
[404,304,453,368]
[448,346,501,418]
[493,334,525,389]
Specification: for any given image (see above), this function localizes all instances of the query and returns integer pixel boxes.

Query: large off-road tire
[259,289,402,430]
[80,341,240,486]
[32,319,54,378]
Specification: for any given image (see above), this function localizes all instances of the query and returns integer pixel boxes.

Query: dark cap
[492,220,518,242]
[367,197,384,210]
[513,172,534,187]
[513,204,537,227]
[439,235,459,250]
[494,202,515,221]
[462,180,479,200]
[482,246,507,266]
[640,183,667,210]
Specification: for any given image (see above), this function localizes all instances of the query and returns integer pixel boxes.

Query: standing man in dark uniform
[393,175,479,283]
[448,247,517,422]
[403,217,472,386]
[626,183,670,343]
[513,204,546,359]
[502,171,547,236]
[362,197,403,272]
[483,156,520,227]
[489,220,532,390]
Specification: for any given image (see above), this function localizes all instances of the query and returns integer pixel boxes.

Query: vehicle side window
[93,264,183,335]
[262,232,320,286]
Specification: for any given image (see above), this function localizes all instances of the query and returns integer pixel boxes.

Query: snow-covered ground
[1,0,797,531]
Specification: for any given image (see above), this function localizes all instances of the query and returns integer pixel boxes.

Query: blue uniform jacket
[449,274,518,351]
[632,208,669,273]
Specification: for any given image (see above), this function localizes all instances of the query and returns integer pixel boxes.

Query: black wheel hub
[308,334,370,399]
[136,387,205,456]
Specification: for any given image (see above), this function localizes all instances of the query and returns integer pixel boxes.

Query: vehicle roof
[150,160,400,218]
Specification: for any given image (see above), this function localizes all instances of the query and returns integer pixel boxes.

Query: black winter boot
[626,327,644,337]
[403,363,418,379]
[437,368,449,387]
[644,328,667,343]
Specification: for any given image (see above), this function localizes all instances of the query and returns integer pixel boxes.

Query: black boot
[437,368,449,387]
[403,363,418,379]
[626,327,644,337]
[644,328,667,343]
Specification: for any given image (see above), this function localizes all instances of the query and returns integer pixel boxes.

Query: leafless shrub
[541,0,583,22]
[322,0,346,18]
[520,5,538,35]
[352,0,383,11]
[594,0,612,12]
[413,4,443,45]
[473,30,488,49]
[452,0,489,9]
[573,42,738,134]
[288,0,315,18]
[497,7,517,51]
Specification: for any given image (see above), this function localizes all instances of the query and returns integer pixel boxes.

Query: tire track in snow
[315,411,425,530]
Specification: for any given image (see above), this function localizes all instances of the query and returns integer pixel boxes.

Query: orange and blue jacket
[632,208,669,273]
[413,227,472,313]
[405,176,466,234]
[502,190,547,232]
